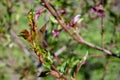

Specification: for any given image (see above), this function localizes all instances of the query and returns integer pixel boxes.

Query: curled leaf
[20,29,33,44]
[20,29,30,39]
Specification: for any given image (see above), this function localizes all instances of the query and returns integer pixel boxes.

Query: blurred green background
[0,0,120,80]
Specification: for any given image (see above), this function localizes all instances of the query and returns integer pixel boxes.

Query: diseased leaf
[20,29,30,39]
[20,29,33,44]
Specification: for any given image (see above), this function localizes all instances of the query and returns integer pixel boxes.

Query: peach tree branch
[41,0,120,58]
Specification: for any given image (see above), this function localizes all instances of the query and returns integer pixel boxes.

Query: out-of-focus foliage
[0,0,120,80]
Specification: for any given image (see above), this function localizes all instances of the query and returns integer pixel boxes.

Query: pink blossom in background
[97,9,105,17]
[89,5,105,17]
[89,6,97,13]
[72,15,81,25]
[70,15,81,27]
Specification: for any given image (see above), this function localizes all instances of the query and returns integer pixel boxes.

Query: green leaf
[57,61,67,73]
[43,62,52,70]
[50,16,58,23]
[45,52,53,64]
[78,18,84,23]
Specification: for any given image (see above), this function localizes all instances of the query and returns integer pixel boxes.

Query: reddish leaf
[20,29,33,44]
[20,29,30,39]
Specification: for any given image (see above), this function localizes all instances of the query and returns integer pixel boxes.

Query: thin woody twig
[101,15,104,48]
[101,58,110,80]
[101,0,104,48]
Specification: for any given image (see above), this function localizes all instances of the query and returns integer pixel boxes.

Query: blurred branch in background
[10,29,39,64]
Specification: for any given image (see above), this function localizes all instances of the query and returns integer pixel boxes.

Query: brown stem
[41,0,120,58]
[101,17,104,48]
[101,0,104,48]
[101,58,110,80]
